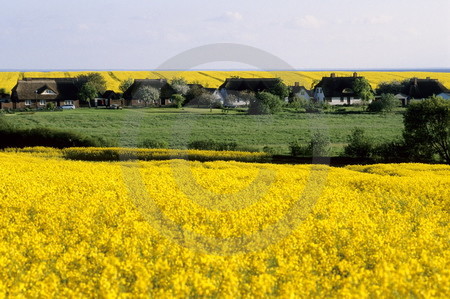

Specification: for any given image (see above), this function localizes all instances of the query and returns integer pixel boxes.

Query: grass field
[2,108,405,155]
[1,70,450,92]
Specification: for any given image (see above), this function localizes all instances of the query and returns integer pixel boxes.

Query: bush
[367,93,398,113]
[171,94,185,108]
[46,102,56,110]
[289,141,309,156]
[403,96,450,164]
[140,139,169,149]
[290,132,330,157]
[0,126,111,149]
[309,131,331,156]
[343,128,374,158]
[373,139,410,163]
[188,140,238,151]
[248,92,283,115]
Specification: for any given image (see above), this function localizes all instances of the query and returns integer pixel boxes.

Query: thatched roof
[407,78,449,99]
[314,74,363,97]
[11,78,79,101]
[219,78,280,92]
[291,85,312,97]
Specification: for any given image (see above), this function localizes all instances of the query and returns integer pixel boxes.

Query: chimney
[330,73,336,78]
[353,72,358,78]
[294,82,299,87]
[426,77,431,80]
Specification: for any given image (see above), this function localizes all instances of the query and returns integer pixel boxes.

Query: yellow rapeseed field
[1,71,450,92]
[0,149,449,297]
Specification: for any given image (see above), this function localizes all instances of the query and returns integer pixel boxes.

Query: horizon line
[1,68,450,72]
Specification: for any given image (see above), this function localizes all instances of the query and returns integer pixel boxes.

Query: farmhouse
[91,90,123,107]
[11,78,80,109]
[291,82,312,100]
[406,77,449,100]
[313,73,367,105]
[218,78,282,106]
[123,79,173,106]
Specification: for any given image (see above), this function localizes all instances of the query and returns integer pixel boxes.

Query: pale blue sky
[1,0,449,70]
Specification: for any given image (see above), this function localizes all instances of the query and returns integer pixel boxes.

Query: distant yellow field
[1,70,450,92]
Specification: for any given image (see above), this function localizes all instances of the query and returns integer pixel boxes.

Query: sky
[1,0,449,70]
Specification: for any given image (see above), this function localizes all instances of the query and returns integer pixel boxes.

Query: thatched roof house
[406,77,449,99]
[11,78,80,109]
[313,72,369,105]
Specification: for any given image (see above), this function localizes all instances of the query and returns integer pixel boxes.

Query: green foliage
[353,78,374,104]
[77,73,107,94]
[290,131,331,157]
[0,88,6,94]
[119,78,133,93]
[78,82,98,103]
[403,96,450,163]
[171,94,185,108]
[46,102,56,110]
[289,141,309,156]
[367,93,398,113]
[309,131,331,156]
[268,78,289,99]
[185,84,205,104]
[139,139,169,149]
[373,139,409,163]
[188,139,238,151]
[248,92,283,115]
[376,80,409,95]
[343,128,374,158]
[0,126,110,149]
[136,86,160,106]
[289,96,309,112]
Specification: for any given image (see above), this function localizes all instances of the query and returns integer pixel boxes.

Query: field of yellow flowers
[0,149,449,297]
[1,70,450,92]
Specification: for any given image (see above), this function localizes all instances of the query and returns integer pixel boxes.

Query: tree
[77,73,107,94]
[234,90,255,106]
[268,78,289,99]
[403,96,450,164]
[119,78,133,93]
[367,93,398,113]
[170,77,189,95]
[171,94,185,108]
[197,93,220,111]
[344,128,374,158]
[248,92,283,115]
[185,84,205,105]
[353,78,374,106]
[78,82,98,107]
[376,79,411,95]
[136,86,160,106]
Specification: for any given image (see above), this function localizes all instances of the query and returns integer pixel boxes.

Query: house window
[138,99,143,103]
[25,100,32,106]
[39,100,46,106]
[64,100,74,105]
[42,89,56,95]
[317,87,323,93]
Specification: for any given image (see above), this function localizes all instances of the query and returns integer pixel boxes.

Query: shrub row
[0,121,110,149]
[62,147,270,163]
